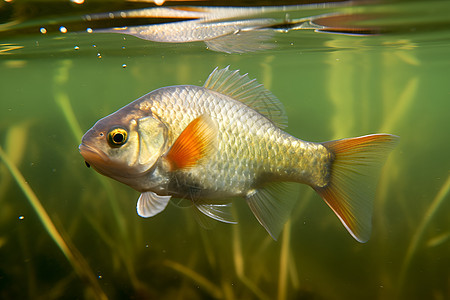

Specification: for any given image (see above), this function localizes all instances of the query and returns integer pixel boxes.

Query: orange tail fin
[316,134,399,243]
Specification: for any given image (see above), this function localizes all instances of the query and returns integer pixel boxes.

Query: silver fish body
[80,67,399,241]
[138,85,329,195]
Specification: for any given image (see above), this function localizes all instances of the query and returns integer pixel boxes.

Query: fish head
[79,108,168,183]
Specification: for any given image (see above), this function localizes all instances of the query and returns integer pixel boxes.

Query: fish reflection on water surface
[79,67,398,242]
[85,4,378,53]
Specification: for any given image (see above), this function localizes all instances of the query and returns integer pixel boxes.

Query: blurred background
[0,0,449,299]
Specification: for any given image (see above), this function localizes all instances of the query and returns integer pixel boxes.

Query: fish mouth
[79,143,110,167]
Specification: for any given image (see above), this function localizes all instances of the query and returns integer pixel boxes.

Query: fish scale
[145,85,328,198]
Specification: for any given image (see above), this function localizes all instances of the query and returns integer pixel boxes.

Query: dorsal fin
[203,66,288,129]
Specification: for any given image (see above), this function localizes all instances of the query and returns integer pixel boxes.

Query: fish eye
[107,127,128,147]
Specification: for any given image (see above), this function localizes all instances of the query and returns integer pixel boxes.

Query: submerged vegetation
[1,2,449,300]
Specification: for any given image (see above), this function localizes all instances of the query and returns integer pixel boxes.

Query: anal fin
[246,182,298,240]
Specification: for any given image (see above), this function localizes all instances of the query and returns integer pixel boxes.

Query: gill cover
[136,116,167,172]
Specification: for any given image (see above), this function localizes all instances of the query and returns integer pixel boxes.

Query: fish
[79,66,399,242]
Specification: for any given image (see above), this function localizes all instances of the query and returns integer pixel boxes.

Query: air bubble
[59,26,67,33]
[40,28,47,34]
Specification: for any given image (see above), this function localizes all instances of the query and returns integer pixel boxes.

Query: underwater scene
[0,0,449,299]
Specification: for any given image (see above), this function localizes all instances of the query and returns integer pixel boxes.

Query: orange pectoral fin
[166,115,218,170]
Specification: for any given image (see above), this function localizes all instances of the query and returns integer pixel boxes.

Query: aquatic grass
[232,218,271,300]
[156,222,237,299]
[53,60,83,140]
[43,273,77,300]
[261,55,275,91]
[163,259,223,299]
[0,122,30,203]
[397,174,450,298]
[274,187,313,299]
[83,210,140,286]
[379,76,418,134]
[327,50,356,139]
[376,64,418,238]
[221,278,236,300]
[55,87,84,141]
[277,218,291,300]
[287,250,300,291]
[374,53,416,214]
[426,232,450,248]
[16,216,37,298]
[198,224,221,269]
[0,146,108,300]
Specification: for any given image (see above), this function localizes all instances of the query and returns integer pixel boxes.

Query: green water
[1,1,449,299]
